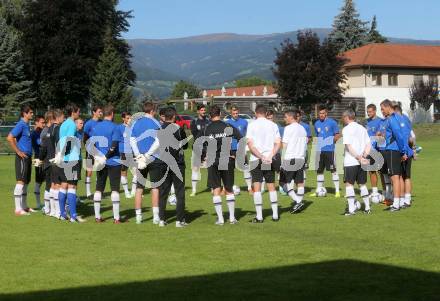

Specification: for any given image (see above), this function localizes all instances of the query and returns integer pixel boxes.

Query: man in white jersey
[341,109,372,216]
[246,104,281,223]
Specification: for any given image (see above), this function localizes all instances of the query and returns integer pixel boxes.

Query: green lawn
[0,127,439,300]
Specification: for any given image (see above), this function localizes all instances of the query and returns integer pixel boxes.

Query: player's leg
[158,168,172,226]
[85,152,94,198]
[290,161,306,213]
[310,152,325,197]
[134,169,145,224]
[109,165,122,223]
[130,168,138,197]
[344,167,357,215]
[174,164,187,227]
[223,159,237,224]
[329,152,340,197]
[13,155,27,215]
[21,157,32,212]
[191,165,200,197]
[386,151,402,211]
[43,167,51,215]
[67,182,78,222]
[243,157,253,194]
[403,158,412,207]
[149,163,164,225]
[208,165,224,225]
[120,154,131,198]
[250,161,264,223]
[93,168,107,222]
[34,166,43,209]
[358,168,370,213]
[265,164,278,221]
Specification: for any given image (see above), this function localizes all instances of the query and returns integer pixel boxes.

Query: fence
[0,126,15,155]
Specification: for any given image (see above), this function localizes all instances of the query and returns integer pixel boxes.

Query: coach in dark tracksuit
[157,107,189,227]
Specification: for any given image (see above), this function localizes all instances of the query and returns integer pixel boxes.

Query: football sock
[34,183,41,208]
[21,184,28,210]
[346,186,355,213]
[393,197,400,209]
[297,186,305,203]
[121,176,129,195]
[131,176,137,195]
[303,171,307,187]
[135,208,142,217]
[253,191,263,220]
[52,189,60,217]
[400,197,405,207]
[226,194,235,221]
[404,193,412,205]
[49,188,55,215]
[360,185,370,211]
[332,173,340,193]
[67,188,77,220]
[213,195,224,223]
[286,182,297,203]
[14,183,24,212]
[269,191,278,220]
[244,170,252,190]
[85,177,92,197]
[152,207,159,221]
[317,174,324,190]
[111,191,120,221]
[191,171,199,193]
[170,184,175,195]
[372,187,378,194]
[44,190,50,214]
[58,188,67,218]
[93,191,102,219]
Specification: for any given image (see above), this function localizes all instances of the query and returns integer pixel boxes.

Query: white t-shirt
[282,122,307,160]
[246,117,281,161]
[342,121,371,167]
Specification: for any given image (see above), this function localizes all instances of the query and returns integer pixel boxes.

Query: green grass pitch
[0,126,439,300]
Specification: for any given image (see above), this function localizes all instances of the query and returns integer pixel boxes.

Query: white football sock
[297,186,305,203]
[393,197,400,209]
[346,186,356,213]
[52,189,60,217]
[372,187,378,194]
[86,176,92,197]
[253,191,263,220]
[213,195,224,223]
[49,188,55,215]
[170,184,175,195]
[93,191,102,219]
[332,173,340,193]
[135,208,142,216]
[317,174,324,189]
[131,176,137,195]
[44,190,50,213]
[286,182,297,203]
[111,191,120,220]
[400,197,405,207]
[191,171,199,193]
[269,191,278,219]
[244,170,252,190]
[21,184,28,209]
[404,193,411,205]
[121,176,129,195]
[360,185,370,211]
[14,184,24,212]
[226,194,235,221]
[34,183,41,208]
[152,207,159,221]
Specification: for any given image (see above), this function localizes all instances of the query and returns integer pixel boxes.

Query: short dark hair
[45,110,54,122]
[284,110,299,120]
[209,105,221,118]
[20,104,32,117]
[231,105,239,111]
[255,104,267,115]
[35,115,45,122]
[121,111,131,119]
[367,104,377,111]
[197,104,206,111]
[318,105,328,112]
[103,104,114,117]
[342,109,356,120]
[392,101,402,112]
[53,109,64,119]
[266,109,275,117]
[380,99,393,108]
[66,103,80,116]
[159,107,166,116]
[164,107,176,121]
[143,101,155,114]
[92,104,102,113]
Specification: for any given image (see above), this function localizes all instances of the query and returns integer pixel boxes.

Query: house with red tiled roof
[342,43,440,119]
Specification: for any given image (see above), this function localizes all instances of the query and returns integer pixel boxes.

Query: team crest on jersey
[325,127,329,132]
[317,128,321,133]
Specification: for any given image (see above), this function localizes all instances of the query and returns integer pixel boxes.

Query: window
[414,74,424,84]
[429,74,438,85]
[388,73,398,86]
[372,72,382,86]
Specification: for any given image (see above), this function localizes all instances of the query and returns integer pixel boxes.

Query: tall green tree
[329,0,369,52]
[171,80,201,99]
[367,15,388,44]
[235,76,272,88]
[0,15,33,110]
[273,31,347,112]
[410,80,438,111]
[90,41,134,112]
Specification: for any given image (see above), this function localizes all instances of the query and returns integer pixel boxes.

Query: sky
[118,0,440,40]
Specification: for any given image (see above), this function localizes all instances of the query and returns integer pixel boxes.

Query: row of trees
[0,0,134,112]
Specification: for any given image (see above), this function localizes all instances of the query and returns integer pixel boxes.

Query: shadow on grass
[1,260,438,300]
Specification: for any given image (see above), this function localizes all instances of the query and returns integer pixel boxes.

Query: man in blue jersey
[310,106,341,197]
[380,99,413,212]
[7,105,34,216]
[55,104,81,222]
[89,105,123,223]
[118,112,135,199]
[31,115,46,209]
[299,110,312,186]
[83,105,103,198]
[225,105,252,194]
[130,102,162,224]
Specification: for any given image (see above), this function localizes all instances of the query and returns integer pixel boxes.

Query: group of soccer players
[7,98,416,226]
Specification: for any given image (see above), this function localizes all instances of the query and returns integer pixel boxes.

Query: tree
[410,80,439,111]
[329,0,369,52]
[171,80,201,99]
[90,41,134,112]
[235,76,272,88]
[273,31,347,112]
[0,15,34,110]
[367,15,388,44]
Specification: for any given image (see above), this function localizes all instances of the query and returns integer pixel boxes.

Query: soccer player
[341,109,372,215]
[31,115,46,209]
[380,99,413,212]
[246,104,281,223]
[298,111,312,186]
[204,105,242,225]
[310,105,341,198]
[7,105,34,216]
[189,104,210,196]
[280,110,308,214]
[157,107,189,227]
[83,105,102,199]
[130,101,162,224]
[365,104,386,201]
[266,110,283,195]
[90,105,123,223]
[225,105,251,194]
[118,112,134,199]
[56,104,81,222]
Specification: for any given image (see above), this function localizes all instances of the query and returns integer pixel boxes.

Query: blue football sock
[67,188,77,219]
[59,189,67,218]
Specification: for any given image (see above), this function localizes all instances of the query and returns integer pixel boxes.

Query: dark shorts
[272,153,281,173]
[280,159,305,185]
[207,159,235,192]
[137,161,165,189]
[316,151,336,173]
[96,165,122,192]
[344,165,367,185]
[51,161,82,185]
[384,150,402,176]
[401,157,412,179]
[15,155,32,184]
[378,150,388,174]
[120,153,128,172]
[85,151,95,170]
[35,166,45,183]
[44,167,52,191]
[250,160,276,184]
